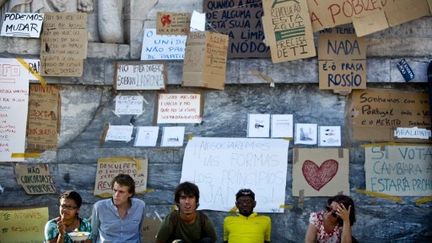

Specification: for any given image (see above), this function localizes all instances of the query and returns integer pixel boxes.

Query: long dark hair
[327,194,356,226]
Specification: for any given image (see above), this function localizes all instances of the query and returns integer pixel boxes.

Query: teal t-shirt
[44,217,92,243]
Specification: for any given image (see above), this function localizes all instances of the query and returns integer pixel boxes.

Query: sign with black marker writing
[349,88,431,142]
[14,163,56,194]
[262,0,316,63]
[0,12,44,38]
[94,157,148,197]
[365,145,432,196]
[318,26,366,92]
[156,93,203,124]
[181,137,289,213]
[0,207,48,243]
[115,62,166,90]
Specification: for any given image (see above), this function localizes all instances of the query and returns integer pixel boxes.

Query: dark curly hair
[111,174,136,197]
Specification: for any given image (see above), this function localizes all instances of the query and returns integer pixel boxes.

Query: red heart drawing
[302,159,338,191]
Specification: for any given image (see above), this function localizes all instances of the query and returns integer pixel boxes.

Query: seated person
[44,190,92,243]
[305,194,356,243]
[224,188,271,243]
[156,181,217,243]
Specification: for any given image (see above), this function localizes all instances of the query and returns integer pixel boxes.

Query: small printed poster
[295,123,318,145]
[247,114,270,138]
[319,126,341,147]
[161,126,185,147]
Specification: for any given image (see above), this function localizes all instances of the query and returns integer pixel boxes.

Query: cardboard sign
[365,145,432,196]
[182,31,229,90]
[204,0,270,58]
[349,88,431,142]
[156,12,191,35]
[292,148,349,197]
[262,0,316,63]
[15,163,56,194]
[141,28,187,60]
[181,137,289,213]
[0,58,31,162]
[429,0,432,13]
[94,157,148,197]
[318,26,366,92]
[0,12,44,38]
[0,207,48,243]
[114,62,167,90]
[26,84,60,151]
[353,0,430,37]
[40,13,87,77]
[156,93,203,124]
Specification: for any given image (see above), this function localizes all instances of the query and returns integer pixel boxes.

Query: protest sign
[349,88,431,142]
[204,0,269,58]
[262,0,316,63]
[14,163,56,194]
[27,84,60,150]
[0,207,48,243]
[365,145,432,196]
[114,62,166,90]
[141,28,187,60]
[40,12,87,77]
[182,31,229,90]
[156,12,191,35]
[156,93,203,124]
[0,12,44,38]
[181,137,289,213]
[292,148,349,197]
[318,26,366,92]
[94,157,148,197]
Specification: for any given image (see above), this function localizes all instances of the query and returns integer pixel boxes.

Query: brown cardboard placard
[0,207,48,242]
[348,88,431,142]
[292,148,349,197]
[262,0,316,63]
[353,0,430,37]
[26,84,60,151]
[155,93,204,124]
[94,157,148,197]
[156,12,191,35]
[40,12,87,77]
[14,163,56,194]
[114,61,167,91]
[204,0,270,58]
[428,0,432,13]
[182,31,229,90]
[318,26,366,92]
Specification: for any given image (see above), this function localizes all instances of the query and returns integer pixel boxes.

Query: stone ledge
[0,38,130,59]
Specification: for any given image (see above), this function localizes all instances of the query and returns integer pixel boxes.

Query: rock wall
[0,0,431,242]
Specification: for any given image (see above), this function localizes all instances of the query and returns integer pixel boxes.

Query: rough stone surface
[0,1,431,242]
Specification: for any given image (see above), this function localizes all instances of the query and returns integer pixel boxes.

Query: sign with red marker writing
[26,84,60,150]
[156,93,203,124]
[94,157,148,197]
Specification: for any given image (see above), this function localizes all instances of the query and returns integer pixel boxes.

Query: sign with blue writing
[365,145,432,196]
[141,28,186,60]
[396,58,415,81]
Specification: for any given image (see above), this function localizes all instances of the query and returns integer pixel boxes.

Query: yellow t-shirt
[223,212,271,243]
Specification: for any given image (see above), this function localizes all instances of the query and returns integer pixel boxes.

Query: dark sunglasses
[325,206,339,218]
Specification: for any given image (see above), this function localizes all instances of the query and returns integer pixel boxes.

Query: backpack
[168,211,208,241]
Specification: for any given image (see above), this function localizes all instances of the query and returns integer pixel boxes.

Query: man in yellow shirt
[223,189,271,243]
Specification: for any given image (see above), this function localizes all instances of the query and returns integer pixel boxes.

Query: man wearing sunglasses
[223,189,271,243]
